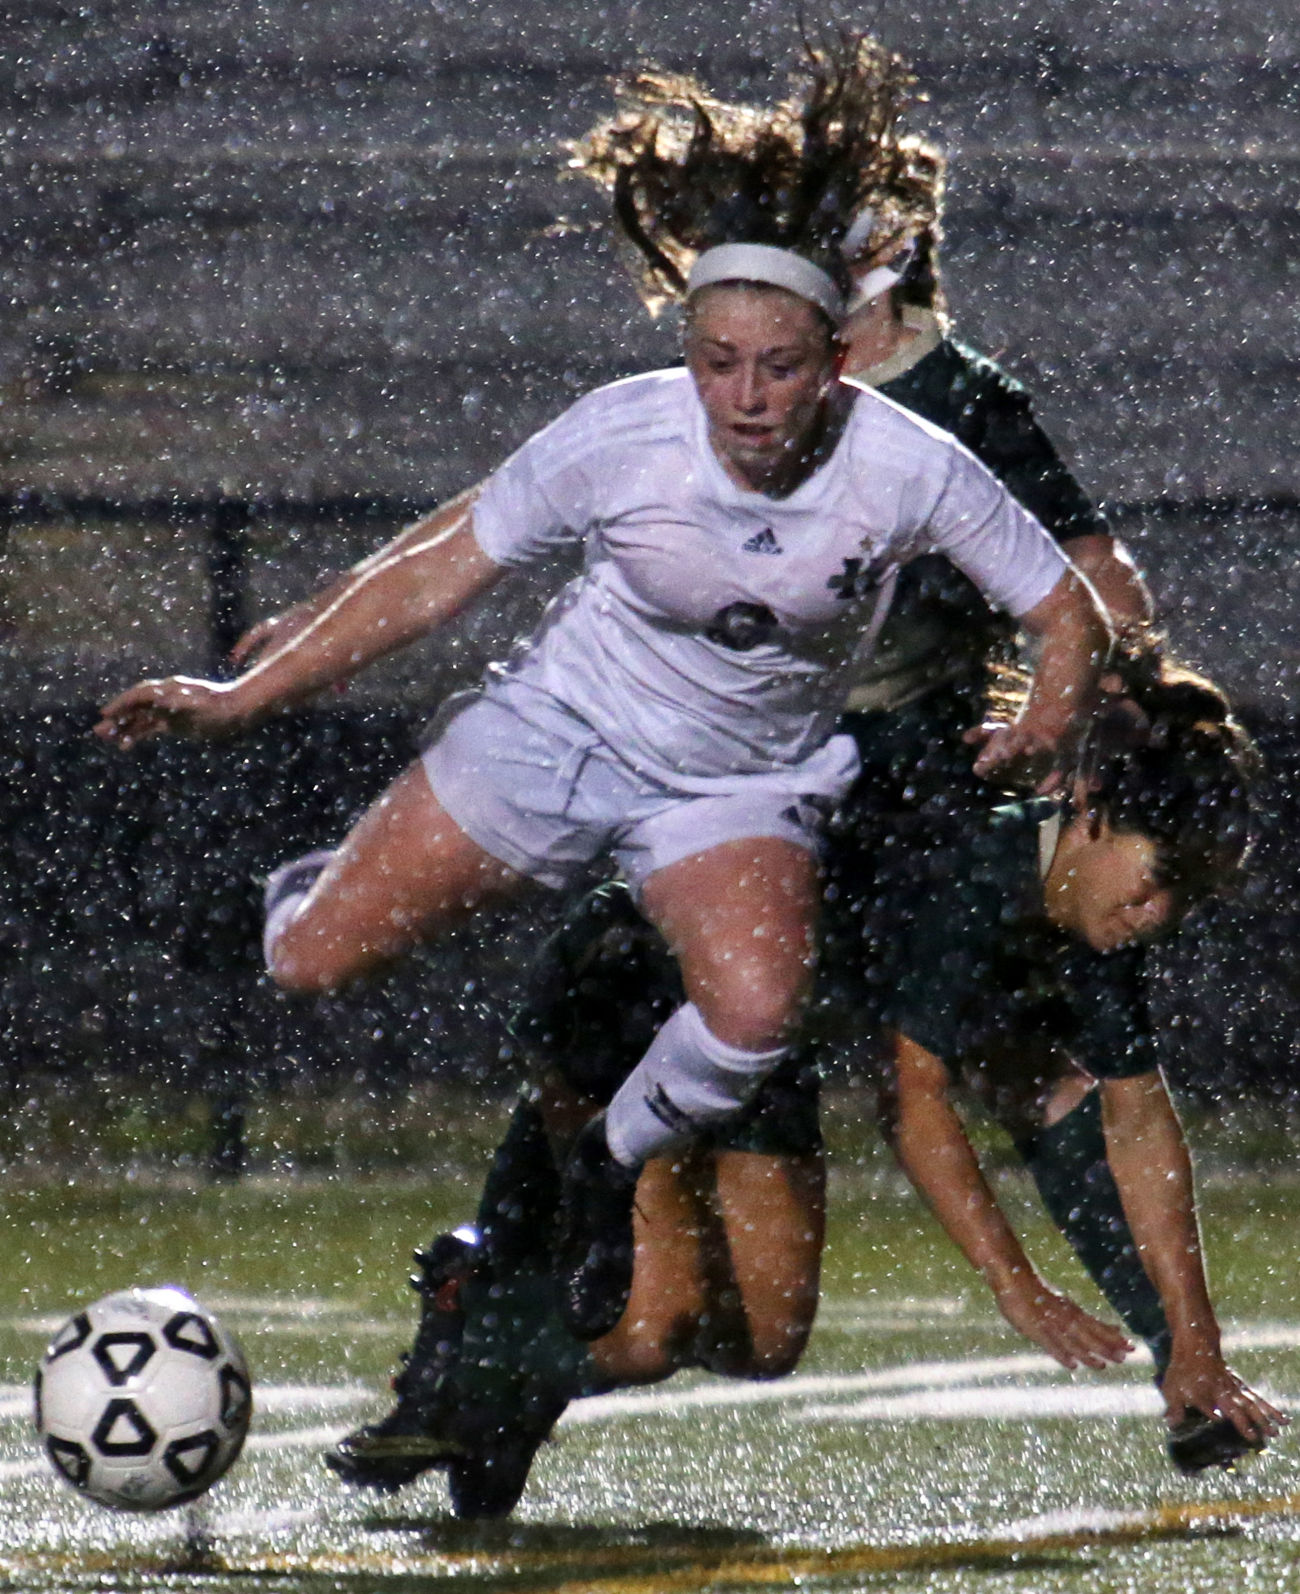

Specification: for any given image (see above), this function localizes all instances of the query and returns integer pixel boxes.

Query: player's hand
[993,1271,1133,1370]
[229,600,320,670]
[1159,1341,1288,1444]
[964,717,1076,794]
[94,676,248,749]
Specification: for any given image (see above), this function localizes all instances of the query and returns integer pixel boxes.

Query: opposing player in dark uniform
[326,655,1286,1516]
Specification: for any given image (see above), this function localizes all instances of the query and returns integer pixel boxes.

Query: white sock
[603,1002,788,1168]
[261,849,334,970]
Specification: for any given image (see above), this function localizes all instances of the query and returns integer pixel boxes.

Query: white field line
[0,1386,378,1479]
[0,1318,1294,1485]
[560,1351,1068,1425]
[0,1382,373,1423]
[802,1383,1169,1421]
[3,1293,981,1343]
[806,1296,971,1325]
[0,1419,364,1484]
[561,1323,1299,1426]
[3,1314,397,1340]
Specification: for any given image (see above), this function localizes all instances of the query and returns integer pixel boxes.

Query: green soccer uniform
[852,311,1108,723]
[843,312,1110,823]
[827,798,1154,1082]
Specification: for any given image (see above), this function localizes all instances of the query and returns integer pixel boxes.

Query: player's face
[685,285,838,491]
[1052,824,1179,952]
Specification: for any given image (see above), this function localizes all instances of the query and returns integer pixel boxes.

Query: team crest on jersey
[827,552,892,601]
[741,527,783,556]
[705,601,779,651]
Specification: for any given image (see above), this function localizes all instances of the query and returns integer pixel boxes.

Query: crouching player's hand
[1161,1334,1287,1454]
[993,1268,1133,1370]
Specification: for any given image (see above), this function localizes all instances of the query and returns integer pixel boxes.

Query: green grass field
[2,1090,1299,1593]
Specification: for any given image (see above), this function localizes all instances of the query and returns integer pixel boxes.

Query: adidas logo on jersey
[741,527,783,555]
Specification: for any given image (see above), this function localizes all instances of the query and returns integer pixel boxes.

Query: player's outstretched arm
[1100,1072,1288,1443]
[96,489,503,748]
[1063,534,1152,641]
[228,488,484,671]
[970,569,1110,791]
[880,1032,1133,1371]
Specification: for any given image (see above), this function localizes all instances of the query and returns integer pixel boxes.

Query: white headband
[686,243,845,323]
[841,206,878,260]
[845,240,919,316]
[840,207,920,314]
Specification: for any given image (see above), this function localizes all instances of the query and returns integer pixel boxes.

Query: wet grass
[1,1089,1299,1592]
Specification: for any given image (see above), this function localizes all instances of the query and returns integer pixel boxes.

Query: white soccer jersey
[470,368,1069,791]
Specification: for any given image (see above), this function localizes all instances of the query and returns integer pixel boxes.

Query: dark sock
[440,1094,605,1442]
[473,1095,562,1274]
[1018,1091,1173,1380]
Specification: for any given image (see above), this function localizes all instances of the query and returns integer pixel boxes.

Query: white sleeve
[920,446,1071,617]
[470,407,596,569]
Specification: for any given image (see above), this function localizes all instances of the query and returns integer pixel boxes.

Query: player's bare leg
[557,837,819,1340]
[264,761,525,994]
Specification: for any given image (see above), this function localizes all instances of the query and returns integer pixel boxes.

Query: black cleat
[1167,1406,1267,1474]
[556,1114,641,1341]
[446,1395,567,1520]
[448,1448,534,1521]
[325,1227,480,1492]
[325,1425,466,1494]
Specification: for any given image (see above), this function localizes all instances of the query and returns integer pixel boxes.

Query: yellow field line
[534,1493,1300,1592]
[3,1492,1299,1588]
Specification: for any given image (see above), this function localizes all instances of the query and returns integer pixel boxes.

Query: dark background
[2,0,1299,1127]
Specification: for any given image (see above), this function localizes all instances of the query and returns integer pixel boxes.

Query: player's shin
[604,1001,787,1167]
[558,1003,787,1339]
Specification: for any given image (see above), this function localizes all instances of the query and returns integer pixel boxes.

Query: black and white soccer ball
[34,1286,252,1511]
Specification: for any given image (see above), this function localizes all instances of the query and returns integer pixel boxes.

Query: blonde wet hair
[570,33,946,319]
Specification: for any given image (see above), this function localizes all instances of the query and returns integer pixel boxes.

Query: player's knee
[598,1306,696,1383]
[699,970,806,1052]
[710,1318,808,1381]
[749,1317,811,1379]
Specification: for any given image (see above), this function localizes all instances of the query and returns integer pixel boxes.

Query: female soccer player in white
[97,55,1108,1349]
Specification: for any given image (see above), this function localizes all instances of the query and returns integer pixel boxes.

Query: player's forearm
[1017,570,1111,740]
[330,488,484,596]
[230,502,500,719]
[900,1123,1035,1296]
[886,1041,1036,1297]
[1065,534,1153,640]
[1101,1075,1220,1347]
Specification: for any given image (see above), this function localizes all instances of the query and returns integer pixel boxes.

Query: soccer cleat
[1166,1407,1267,1475]
[325,1227,480,1492]
[555,1114,641,1341]
[444,1387,570,1520]
[325,1425,466,1493]
[448,1446,536,1521]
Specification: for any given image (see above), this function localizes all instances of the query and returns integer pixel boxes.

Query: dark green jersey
[823,798,1156,1079]
[879,338,1108,542]
[850,330,1109,714]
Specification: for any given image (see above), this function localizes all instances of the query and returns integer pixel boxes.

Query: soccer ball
[34,1286,252,1511]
